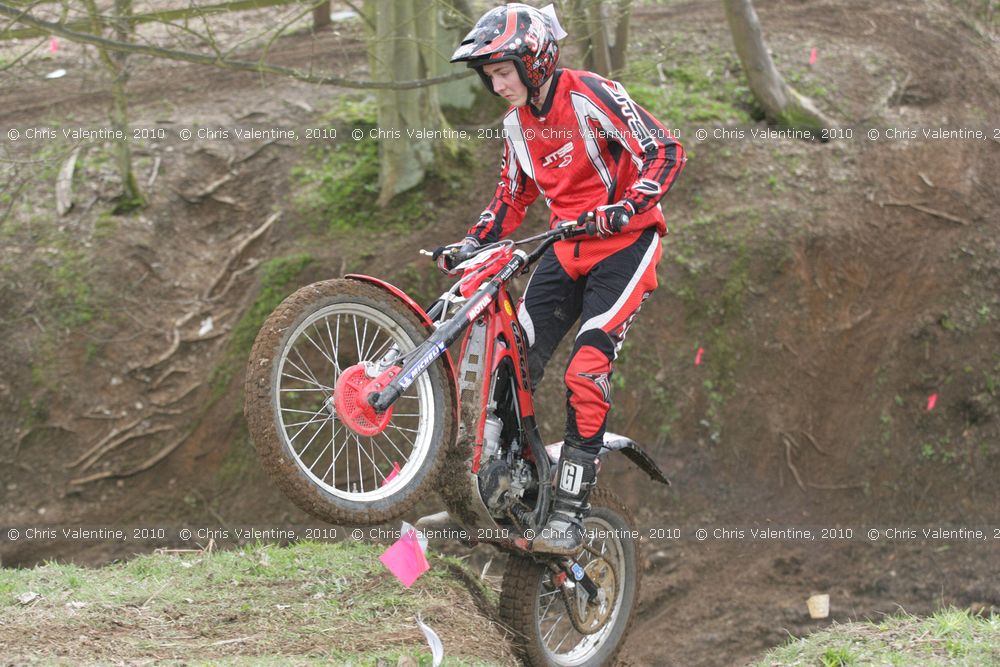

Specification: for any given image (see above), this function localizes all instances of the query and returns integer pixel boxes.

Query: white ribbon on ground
[416,613,444,667]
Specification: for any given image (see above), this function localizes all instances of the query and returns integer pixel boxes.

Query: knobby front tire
[244,279,456,526]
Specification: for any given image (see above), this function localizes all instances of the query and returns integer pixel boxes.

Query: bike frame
[365,222,586,533]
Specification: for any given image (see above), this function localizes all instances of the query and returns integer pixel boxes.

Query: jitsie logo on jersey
[578,371,612,404]
[559,460,584,495]
[541,141,574,168]
[600,81,658,155]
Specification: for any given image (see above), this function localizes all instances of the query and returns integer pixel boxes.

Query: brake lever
[557,219,590,239]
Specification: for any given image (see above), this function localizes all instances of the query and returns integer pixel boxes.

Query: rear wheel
[499,489,640,666]
[244,279,456,525]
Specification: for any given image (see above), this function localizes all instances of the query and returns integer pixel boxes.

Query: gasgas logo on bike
[465,294,493,322]
[397,341,446,391]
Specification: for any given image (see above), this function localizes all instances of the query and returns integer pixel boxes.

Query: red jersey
[468,68,686,244]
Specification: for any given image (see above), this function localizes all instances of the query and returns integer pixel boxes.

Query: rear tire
[244,279,457,526]
[499,488,640,666]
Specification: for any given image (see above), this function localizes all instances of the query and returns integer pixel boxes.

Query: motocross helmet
[450,3,561,98]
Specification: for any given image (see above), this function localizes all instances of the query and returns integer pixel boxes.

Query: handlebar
[421,220,590,265]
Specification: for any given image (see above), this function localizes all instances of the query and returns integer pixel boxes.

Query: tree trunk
[110,0,144,211]
[563,1,630,77]
[84,0,145,211]
[371,0,451,206]
[586,1,612,77]
[435,0,479,110]
[563,0,594,72]
[311,1,330,30]
[608,0,631,74]
[722,0,834,131]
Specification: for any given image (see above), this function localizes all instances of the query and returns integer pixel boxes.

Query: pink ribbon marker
[380,461,401,487]
[809,47,817,65]
[927,394,938,411]
[379,528,429,588]
[50,37,59,53]
[695,347,704,366]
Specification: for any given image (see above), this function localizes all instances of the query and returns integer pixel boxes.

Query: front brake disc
[563,556,617,634]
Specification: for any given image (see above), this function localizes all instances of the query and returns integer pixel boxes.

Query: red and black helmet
[450,3,561,96]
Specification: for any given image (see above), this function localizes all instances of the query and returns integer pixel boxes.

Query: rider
[443,3,686,555]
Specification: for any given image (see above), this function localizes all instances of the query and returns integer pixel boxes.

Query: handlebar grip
[557,221,590,239]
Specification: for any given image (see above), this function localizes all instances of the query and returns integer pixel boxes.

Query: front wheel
[499,489,640,666]
[244,279,457,526]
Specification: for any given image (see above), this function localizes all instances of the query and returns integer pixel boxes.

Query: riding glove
[579,201,635,239]
[432,237,480,273]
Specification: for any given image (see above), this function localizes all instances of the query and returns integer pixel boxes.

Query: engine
[477,455,538,520]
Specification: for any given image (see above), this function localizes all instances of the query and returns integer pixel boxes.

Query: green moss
[215,429,263,489]
[210,254,315,397]
[290,133,469,235]
[620,56,760,126]
[718,243,751,319]
[38,246,96,329]
[319,95,378,125]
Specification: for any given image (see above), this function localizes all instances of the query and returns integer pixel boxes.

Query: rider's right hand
[432,237,480,274]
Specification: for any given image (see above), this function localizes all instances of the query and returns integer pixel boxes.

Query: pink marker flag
[809,47,817,65]
[927,394,938,411]
[695,347,704,366]
[380,527,429,588]
[50,37,59,53]
[381,461,401,487]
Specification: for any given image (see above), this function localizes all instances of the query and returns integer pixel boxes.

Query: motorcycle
[244,220,670,666]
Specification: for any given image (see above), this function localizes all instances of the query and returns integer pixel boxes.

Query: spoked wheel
[499,489,640,666]
[244,279,456,525]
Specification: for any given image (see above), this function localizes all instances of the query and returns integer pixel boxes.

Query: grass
[757,608,1000,666]
[0,541,512,665]
[209,253,316,397]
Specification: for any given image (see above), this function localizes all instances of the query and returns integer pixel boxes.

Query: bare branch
[0,36,47,72]
[0,2,474,90]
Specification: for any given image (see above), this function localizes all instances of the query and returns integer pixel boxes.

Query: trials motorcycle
[244,221,670,666]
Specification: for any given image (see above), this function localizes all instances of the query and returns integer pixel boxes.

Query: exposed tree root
[77,423,173,472]
[69,432,189,486]
[781,432,806,491]
[880,200,971,226]
[204,211,280,300]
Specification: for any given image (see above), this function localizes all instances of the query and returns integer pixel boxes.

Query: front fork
[369,249,531,412]
[367,287,495,412]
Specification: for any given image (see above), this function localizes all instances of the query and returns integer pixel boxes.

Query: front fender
[343,274,459,423]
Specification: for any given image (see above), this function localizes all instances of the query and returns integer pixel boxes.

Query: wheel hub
[572,557,617,633]
[333,364,399,436]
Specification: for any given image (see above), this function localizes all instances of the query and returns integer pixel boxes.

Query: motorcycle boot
[532,442,598,556]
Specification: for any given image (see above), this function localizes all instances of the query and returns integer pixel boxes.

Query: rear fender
[343,274,459,420]
[545,432,671,486]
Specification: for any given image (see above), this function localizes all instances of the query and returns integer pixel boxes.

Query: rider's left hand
[432,237,480,273]
[578,201,635,239]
